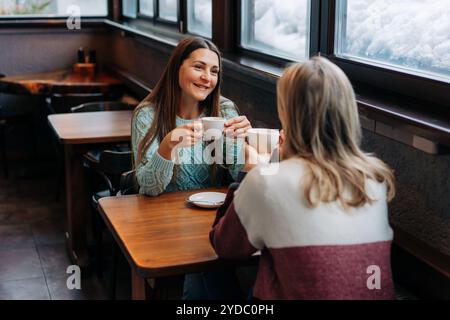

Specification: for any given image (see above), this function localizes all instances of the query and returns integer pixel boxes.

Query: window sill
[355,84,450,153]
[104,19,182,48]
[101,19,450,152]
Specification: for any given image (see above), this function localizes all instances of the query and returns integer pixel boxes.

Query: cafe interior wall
[0,27,110,158]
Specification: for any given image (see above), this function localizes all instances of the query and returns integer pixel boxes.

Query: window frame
[236,0,319,65]
[155,0,180,25]
[320,0,450,109]
[137,0,156,19]
[12,0,444,112]
[131,0,180,29]
[184,0,213,39]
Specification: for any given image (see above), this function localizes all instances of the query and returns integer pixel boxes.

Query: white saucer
[187,192,226,208]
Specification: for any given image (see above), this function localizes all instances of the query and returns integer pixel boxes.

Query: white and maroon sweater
[210,158,395,300]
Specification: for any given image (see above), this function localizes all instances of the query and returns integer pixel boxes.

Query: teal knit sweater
[132,97,244,196]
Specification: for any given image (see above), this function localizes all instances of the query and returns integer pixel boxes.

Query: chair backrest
[99,150,132,175]
[47,93,106,114]
[98,150,132,192]
[71,101,136,113]
[118,170,138,195]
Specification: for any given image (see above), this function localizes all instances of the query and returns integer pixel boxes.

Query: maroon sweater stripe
[254,242,394,300]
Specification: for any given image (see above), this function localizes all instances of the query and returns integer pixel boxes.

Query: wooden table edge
[98,192,258,279]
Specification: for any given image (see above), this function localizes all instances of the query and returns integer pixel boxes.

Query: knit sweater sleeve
[219,97,245,181]
[210,167,267,259]
[132,105,174,196]
[210,185,259,259]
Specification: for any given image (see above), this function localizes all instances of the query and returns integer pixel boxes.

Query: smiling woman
[178,48,220,109]
[131,36,252,300]
[132,36,251,195]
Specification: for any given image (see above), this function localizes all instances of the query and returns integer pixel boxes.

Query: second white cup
[247,128,280,154]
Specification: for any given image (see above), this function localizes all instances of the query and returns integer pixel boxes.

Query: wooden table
[98,188,258,300]
[48,110,133,268]
[0,69,123,96]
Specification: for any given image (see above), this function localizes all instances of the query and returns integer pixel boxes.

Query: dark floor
[0,159,132,300]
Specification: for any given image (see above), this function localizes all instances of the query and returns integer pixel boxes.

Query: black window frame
[137,0,156,19]
[320,0,450,110]
[120,0,181,33]
[236,0,320,66]
[155,0,180,26]
[184,0,213,39]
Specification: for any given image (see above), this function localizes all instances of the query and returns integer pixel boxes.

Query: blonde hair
[277,57,395,208]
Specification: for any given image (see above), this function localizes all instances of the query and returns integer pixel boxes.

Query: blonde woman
[210,57,396,300]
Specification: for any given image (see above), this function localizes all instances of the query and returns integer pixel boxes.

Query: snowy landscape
[251,0,309,60]
[252,0,450,78]
[188,0,212,37]
[341,0,450,78]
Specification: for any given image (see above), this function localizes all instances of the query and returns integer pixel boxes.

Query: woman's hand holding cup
[243,128,280,170]
[158,122,203,160]
[224,115,252,138]
[171,122,203,148]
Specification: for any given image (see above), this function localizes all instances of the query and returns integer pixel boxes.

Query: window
[122,0,137,18]
[139,0,154,17]
[0,0,108,17]
[187,0,212,38]
[158,0,178,22]
[240,0,310,61]
[335,0,450,81]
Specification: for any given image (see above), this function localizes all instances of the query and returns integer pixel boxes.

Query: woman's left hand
[224,116,252,138]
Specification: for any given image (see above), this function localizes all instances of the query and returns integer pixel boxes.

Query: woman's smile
[179,48,220,103]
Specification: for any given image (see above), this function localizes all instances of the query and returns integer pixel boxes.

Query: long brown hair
[277,57,395,208]
[133,37,222,165]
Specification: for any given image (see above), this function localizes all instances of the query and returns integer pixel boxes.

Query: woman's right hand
[158,122,203,160]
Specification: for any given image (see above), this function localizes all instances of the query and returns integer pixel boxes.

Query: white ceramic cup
[201,117,225,141]
[247,128,280,154]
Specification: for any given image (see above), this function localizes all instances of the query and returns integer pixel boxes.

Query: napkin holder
[73,63,96,78]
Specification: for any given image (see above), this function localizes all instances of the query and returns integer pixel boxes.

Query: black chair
[85,150,132,286]
[71,101,135,113]
[0,73,37,178]
[49,95,127,201]
[72,101,136,163]
[118,170,138,196]
[46,92,106,114]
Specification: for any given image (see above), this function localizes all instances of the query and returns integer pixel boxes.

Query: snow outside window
[140,0,154,17]
[241,0,310,61]
[158,0,177,22]
[335,0,450,80]
[0,0,108,17]
[187,0,212,38]
[122,0,137,18]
